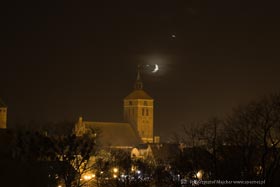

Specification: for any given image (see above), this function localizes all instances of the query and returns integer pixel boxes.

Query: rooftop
[124,89,153,100]
[84,121,141,147]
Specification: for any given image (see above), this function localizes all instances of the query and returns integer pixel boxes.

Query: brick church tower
[124,69,154,143]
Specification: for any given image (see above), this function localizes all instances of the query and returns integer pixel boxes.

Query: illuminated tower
[124,69,154,143]
[0,99,7,129]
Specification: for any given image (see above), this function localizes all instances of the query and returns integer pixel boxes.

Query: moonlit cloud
[138,54,172,76]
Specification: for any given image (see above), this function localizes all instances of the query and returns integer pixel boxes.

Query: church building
[74,71,159,149]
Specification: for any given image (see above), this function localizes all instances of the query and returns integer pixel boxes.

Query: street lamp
[196,170,203,180]
[82,173,95,181]
[113,167,119,173]
[82,173,95,187]
[131,165,136,172]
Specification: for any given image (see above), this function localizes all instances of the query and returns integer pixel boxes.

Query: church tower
[0,99,7,129]
[124,69,154,143]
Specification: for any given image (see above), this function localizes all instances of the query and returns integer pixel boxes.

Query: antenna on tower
[137,64,141,81]
[134,64,143,90]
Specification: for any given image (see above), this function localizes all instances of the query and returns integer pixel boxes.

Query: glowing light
[113,174,117,178]
[83,173,95,181]
[136,170,141,174]
[131,165,136,172]
[113,167,118,173]
[83,175,91,180]
[196,170,203,179]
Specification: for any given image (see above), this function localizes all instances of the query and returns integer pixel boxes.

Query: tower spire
[134,65,143,90]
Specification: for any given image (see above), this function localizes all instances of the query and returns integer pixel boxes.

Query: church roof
[83,121,141,147]
[124,90,153,100]
[0,99,6,108]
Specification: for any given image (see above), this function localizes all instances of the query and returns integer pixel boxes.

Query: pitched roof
[124,90,153,100]
[0,98,6,107]
[84,121,141,147]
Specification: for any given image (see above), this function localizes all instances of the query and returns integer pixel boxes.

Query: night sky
[1,1,280,140]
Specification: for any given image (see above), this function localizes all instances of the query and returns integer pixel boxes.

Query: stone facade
[0,99,7,129]
[123,97,153,143]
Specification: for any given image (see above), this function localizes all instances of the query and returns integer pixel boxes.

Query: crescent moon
[152,64,159,73]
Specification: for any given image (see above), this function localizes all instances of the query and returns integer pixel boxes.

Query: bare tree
[183,122,202,148]
[199,117,223,178]
[14,122,98,187]
[52,132,97,187]
[224,93,280,185]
